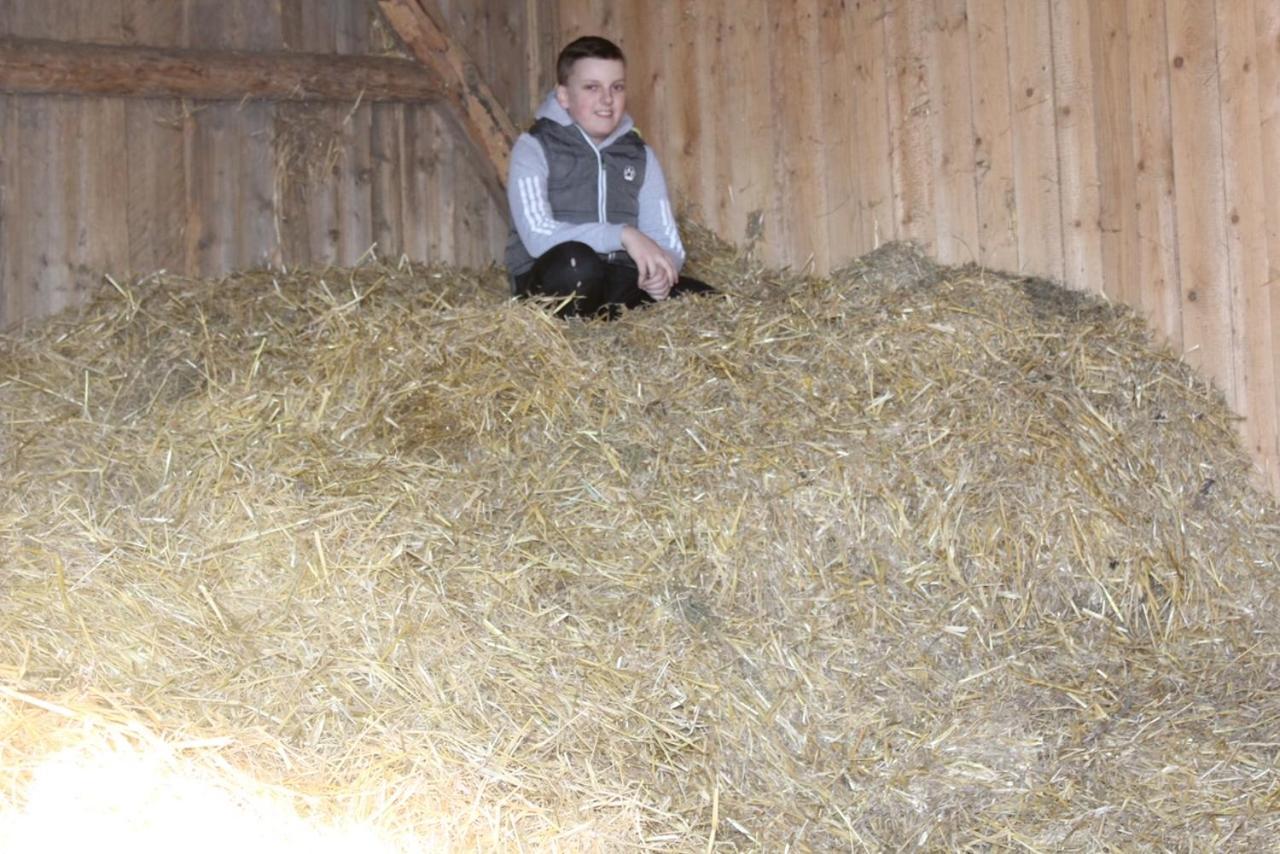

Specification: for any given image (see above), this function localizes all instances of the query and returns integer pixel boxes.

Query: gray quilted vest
[505,118,648,277]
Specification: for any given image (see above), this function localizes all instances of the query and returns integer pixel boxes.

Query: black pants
[513,241,715,318]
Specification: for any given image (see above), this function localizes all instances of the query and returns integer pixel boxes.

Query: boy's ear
[555,84,570,109]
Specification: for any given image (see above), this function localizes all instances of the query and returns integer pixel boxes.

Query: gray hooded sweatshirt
[504,90,686,281]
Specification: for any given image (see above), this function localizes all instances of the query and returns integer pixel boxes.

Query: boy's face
[556,57,627,144]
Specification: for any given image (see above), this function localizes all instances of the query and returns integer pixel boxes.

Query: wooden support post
[0,37,444,103]
[376,0,517,211]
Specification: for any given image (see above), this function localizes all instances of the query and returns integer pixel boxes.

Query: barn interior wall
[556,0,1280,491]
[0,0,544,330]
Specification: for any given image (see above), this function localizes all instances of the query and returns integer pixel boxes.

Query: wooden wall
[557,0,1280,490]
[0,0,553,329]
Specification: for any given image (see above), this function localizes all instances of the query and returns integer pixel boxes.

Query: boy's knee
[532,241,606,300]
[543,241,603,279]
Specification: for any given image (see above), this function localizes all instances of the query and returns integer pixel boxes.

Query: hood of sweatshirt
[533,89,636,149]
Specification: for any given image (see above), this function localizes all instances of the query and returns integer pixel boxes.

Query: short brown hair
[556,36,625,85]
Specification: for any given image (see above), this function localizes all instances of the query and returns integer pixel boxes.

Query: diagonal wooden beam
[376,0,517,212]
[0,37,443,103]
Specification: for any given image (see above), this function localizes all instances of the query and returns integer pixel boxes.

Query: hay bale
[2,238,1280,850]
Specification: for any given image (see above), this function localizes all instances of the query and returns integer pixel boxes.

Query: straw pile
[3,232,1280,850]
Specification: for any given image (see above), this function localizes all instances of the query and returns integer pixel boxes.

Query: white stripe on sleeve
[519,177,554,236]
[660,200,683,255]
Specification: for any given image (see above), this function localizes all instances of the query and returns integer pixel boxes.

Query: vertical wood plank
[1166,0,1237,408]
[466,0,518,266]
[126,100,186,277]
[701,0,730,239]
[0,97,9,328]
[122,1,187,276]
[239,1,282,270]
[1089,0,1139,308]
[274,1,320,267]
[335,0,370,53]
[230,3,283,273]
[184,104,235,277]
[442,0,501,266]
[278,0,306,50]
[2,3,25,324]
[281,3,341,267]
[448,1,491,79]
[769,0,829,272]
[337,105,374,265]
[70,0,128,310]
[848,0,894,253]
[669,0,704,222]
[884,0,933,248]
[694,0,723,238]
[398,104,431,263]
[14,0,63,39]
[11,2,71,321]
[184,0,235,276]
[1258,1,1280,283]
[715,0,771,248]
[122,0,186,47]
[526,0,560,119]
[556,0,582,41]
[33,104,76,318]
[966,0,1017,270]
[0,4,16,322]
[183,0,280,276]
[818,0,859,265]
[427,108,459,264]
[928,0,979,265]
[1127,0,1182,347]
[55,93,99,313]
[557,0,602,42]
[1051,0,1104,293]
[1006,0,1064,279]
[371,102,405,261]
[616,2,665,171]
[292,0,370,267]
[1217,0,1275,479]
[6,98,37,326]
[75,0,126,43]
[1270,277,1280,489]
[335,1,373,265]
[489,1,530,125]
[435,0,488,267]
[238,101,278,271]
[76,94,130,286]
[737,1,779,262]
[1259,1,1280,487]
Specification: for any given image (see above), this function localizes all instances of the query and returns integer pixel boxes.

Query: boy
[504,36,713,317]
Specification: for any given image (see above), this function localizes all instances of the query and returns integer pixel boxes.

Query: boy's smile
[556,57,627,145]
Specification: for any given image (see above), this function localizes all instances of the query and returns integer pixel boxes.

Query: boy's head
[555,36,627,144]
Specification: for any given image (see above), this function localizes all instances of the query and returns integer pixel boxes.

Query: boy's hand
[621,226,676,300]
[637,271,673,300]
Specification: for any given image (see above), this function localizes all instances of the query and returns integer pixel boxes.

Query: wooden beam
[376,0,517,209]
[0,37,444,103]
